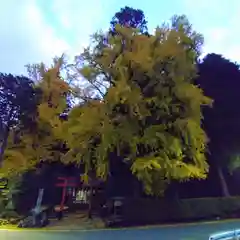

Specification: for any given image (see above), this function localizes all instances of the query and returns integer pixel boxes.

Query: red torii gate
[55,177,78,213]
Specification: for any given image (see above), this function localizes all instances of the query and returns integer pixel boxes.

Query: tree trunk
[133,178,140,197]
[217,166,230,197]
[0,108,14,167]
[0,125,10,167]
[88,185,93,219]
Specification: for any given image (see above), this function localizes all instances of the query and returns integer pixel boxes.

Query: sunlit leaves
[2,57,70,176]
[2,15,211,197]
[63,15,211,196]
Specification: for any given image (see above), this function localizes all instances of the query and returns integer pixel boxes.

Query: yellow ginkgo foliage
[1,57,71,177]
[65,16,212,196]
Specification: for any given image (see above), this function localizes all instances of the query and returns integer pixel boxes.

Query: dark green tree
[0,73,38,166]
[110,6,148,35]
[197,53,240,196]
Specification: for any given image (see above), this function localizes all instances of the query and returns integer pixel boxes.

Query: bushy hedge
[116,197,240,226]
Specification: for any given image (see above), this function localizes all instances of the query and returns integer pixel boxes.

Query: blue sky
[0,0,239,75]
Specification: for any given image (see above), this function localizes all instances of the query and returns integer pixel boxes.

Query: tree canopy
[1,11,214,197]
[110,6,148,35]
[63,15,211,195]
[1,58,71,177]
[0,73,38,166]
[197,54,240,196]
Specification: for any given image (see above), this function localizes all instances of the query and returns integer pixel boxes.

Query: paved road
[1,220,240,240]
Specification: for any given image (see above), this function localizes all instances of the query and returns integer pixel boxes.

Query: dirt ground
[46,211,105,230]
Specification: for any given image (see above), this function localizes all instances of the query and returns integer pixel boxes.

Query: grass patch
[0,224,18,230]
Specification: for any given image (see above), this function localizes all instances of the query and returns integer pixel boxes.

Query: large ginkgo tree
[64,15,212,195]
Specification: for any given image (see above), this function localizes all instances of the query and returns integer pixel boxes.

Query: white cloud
[0,0,70,75]
[183,0,240,62]
[3,0,239,76]
[204,25,240,63]
[0,0,110,75]
[51,0,110,59]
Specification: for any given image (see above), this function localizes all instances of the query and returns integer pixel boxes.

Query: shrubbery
[116,197,240,226]
[0,176,22,220]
